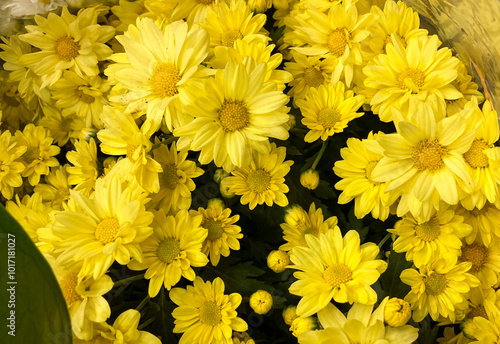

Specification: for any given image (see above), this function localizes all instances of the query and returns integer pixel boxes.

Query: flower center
[412,139,448,172]
[365,161,380,184]
[162,164,179,189]
[126,144,139,162]
[460,243,488,273]
[55,36,80,62]
[467,305,488,319]
[424,273,447,295]
[60,270,80,306]
[317,108,340,129]
[221,30,242,47]
[199,301,222,326]
[246,169,271,194]
[95,218,120,244]
[203,218,224,241]
[303,67,325,87]
[218,100,249,131]
[157,238,181,264]
[327,28,348,57]
[95,336,114,344]
[463,139,490,168]
[397,68,425,92]
[150,64,181,98]
[24,146,40,163]
[323,263,352,287]
[75,89,95,104]
[414,216,440,242]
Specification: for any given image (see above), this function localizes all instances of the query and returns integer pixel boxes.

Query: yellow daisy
[458,236,500,289]
[52,176,154,279]
[279,202,339,251]
[0,75,39,131]
[107,18,211,131]
[110,0,147,32]
[171,0,229,25]
[471,300,500,343]
[66,138,100,197]
[289,228,387,317]
[19,7,115,87]
[401,253,480,322]
[128,209,208,297]
[456,202,500,246]
[174,58,290,172]
[298,81,364,142]
[363,35,462,122]
[169,276,248,344]
[446,61,484,116]
[222,143,293,210]
[389,208,472,267]
[38,105,85,146]
[333,131,391,220]
[33,165,70,210]
[0,129,26,199]
[190,199,243,266]
[149,141,204,213]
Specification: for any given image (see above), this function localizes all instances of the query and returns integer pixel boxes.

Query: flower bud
[232,332,255,344]
[249,290,273,315]
[300,169,320,190]
[267,250,290,273]
[384,297,412,327]
[247,0,272,12]
[207,198,225,210]
[220,178,235,198]
[213,169,230,184]
[290,316,318,337]
[282,305,298,325]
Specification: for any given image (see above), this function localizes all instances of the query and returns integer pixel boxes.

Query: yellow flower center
[463,139,490,168]
[300,227,319,245]
[24,146,40,163]
[221,30,242,47]
[467,305,488,319]
[162,163,179,189]
[323,263,352,287]
[397,68,425,92]
[95,218,120,244]
[412,139,448,172]
[414,216,440,242]
[327,28,348,57]
[199,301,222,326]
[365,161,380,184]
[218,100,249,131]
[126,144,139,162]
[95,336,114,344]
[424,273,447,295]
[303,67,325,87]
[157,238,181,264]
[203,218,224,241]
[60,270,80,306]
[55,36,80,62]
[150,64,181,98]
[75,89,95,104]
[460,243,488,273]
[317,108,340,129]
[246,169,271,194]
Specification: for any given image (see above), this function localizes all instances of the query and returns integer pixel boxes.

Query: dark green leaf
[313,180,337,199]
[379,248,413,299]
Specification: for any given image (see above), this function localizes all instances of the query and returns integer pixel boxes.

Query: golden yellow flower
[291,316,318,338]
[267,249,290,273]
[0,129,26,199]
[300,169,320,190]
[283,305,298,326]
[384,297,412,327]
[66,138,100,197]
[249,290,273,315]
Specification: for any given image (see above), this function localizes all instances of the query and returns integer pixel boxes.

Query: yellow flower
[66,138,100,197]
[232,332,255,344]
[170,276,248,344]
[52,176,154,279]
[334,132,391,220]
[384,298,412,327]
[283,305,298,325]
[389,208,472,267]
[34,165,70,210]
[15,123,60,186]
[0,129,26,199]
[38,105,85,146]
[458,236,500,289]
[456,202,500,246]
[289,228,387,317]
[250,290,273,315]
[291,316,318,338]
[446,61,484,116]
[280,203,338,251]
[267,249,290,273]
[222,143,293,210]
[128,209,208,297]
[170,0,227,26]
[19,7,115,87]
[471,300,500,343]
[175,58,290,172]
[300,169,320,190]
[0,76,37,132]
[110,0,147,32]
[190,200,242,266]
[401,253,480,322]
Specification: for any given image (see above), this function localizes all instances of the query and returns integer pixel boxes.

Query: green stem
[151,136,178,150]
[136,295,150,312]
[113,273,145,287]
[311,140,328,170]
[138,317,156,330]
[378,233,392,250]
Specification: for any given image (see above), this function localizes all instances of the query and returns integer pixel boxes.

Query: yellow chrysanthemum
[280,202,339,251]
[389,208,472,267]
[446,61,484,116]
[110,0,147,32]
[169,276,248,344]
[334,131,391,220]
[401,253,480,322]
[19,7,115,87]
[289,228,387,317]
[66,138,100,197]
[222,143,293,210]
[456,202,500,246]
[298,298,419,344]
[128,209,208,297]
[190,199,243,266]
[175,58,290,172]
[34,165,70,209]
[149,142,204,212]
[470,297,500,343]
[15,123,60,186]
[458,236,500,289]
[249,290,273,315]
[171,0,229,26]
[0,75,38,132]
[363,35,462,122]
[38,105,85,146]
[0,129,26,199]
[52,176,154,279]
[232,332,255,344]
[107,18,210,131]
[297,81,364,142]
[384,297,412,327]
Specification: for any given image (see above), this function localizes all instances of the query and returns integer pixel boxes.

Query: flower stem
[114,273,145,287]
[378,233,392,249]
[138,317,156,330]
[151,136,178,150]
[136,295,150,312]
[311,140,328,170]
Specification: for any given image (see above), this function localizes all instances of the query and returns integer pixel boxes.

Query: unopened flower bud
[384,297,412,327]
[267,250,290,273]
[213,169,230,184]
[249,290,273,315]
[290,316,318,337]
[300,169,320,190]
[283,305,298,325]
[220,178,235,198]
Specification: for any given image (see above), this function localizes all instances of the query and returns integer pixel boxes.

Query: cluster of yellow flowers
[1,0,499,343]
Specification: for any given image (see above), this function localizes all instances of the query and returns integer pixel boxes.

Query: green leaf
[0,204,72,343]
[379,248,413,299]
[313,180,337,199]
